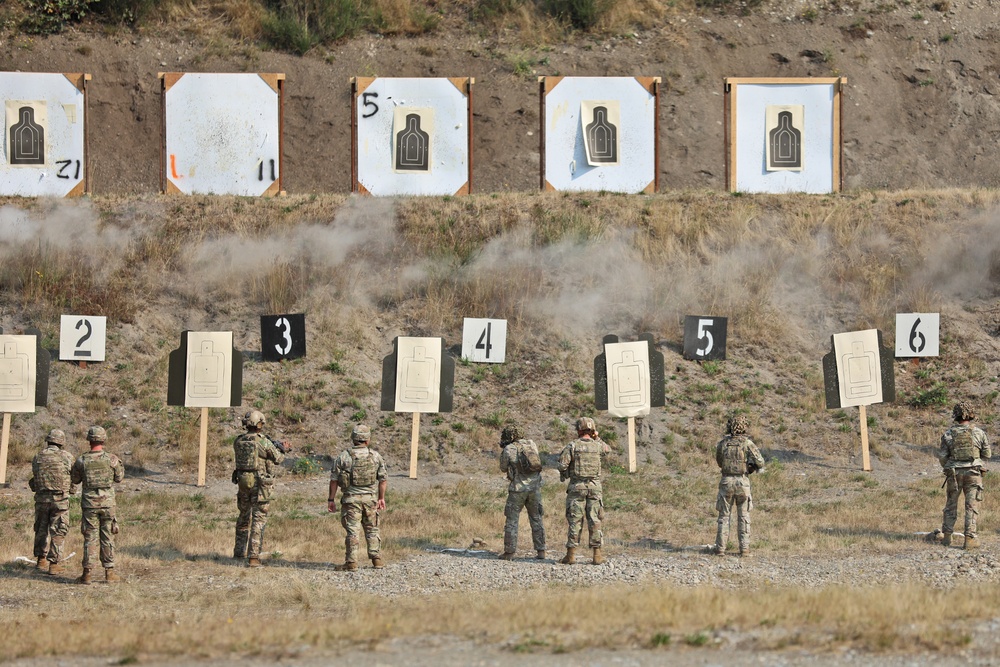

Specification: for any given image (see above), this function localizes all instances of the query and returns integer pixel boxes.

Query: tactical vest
[35,447,71,492]
[82,453,114,490]
[950,428,978,462]
[721,436,748,475]
[234,434,260,471]
[571,440,602,479]
[348,448,377,487]
[517,440,543,474]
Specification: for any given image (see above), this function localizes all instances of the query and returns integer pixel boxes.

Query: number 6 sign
[59,315,107,362]
[683,316,728,361]
[894,313,939,358]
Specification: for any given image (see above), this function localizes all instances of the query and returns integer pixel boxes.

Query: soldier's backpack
[234,434,260,471]
[720,436,749,475]
[347,448,378,487]
[517,439,543,474]
[34,447,71,492]
[571,440,602,479]
[82,453,114,489]
[950,428,978,462]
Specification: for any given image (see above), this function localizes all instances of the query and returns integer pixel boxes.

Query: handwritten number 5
[362,92,379,118]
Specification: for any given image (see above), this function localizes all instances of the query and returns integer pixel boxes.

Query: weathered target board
[539,76,660,194]
[352,77,473,196]
[725,77,845,194]
[0,72,90,197]
[160,73,284,196]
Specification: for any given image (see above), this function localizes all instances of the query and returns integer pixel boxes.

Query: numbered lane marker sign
[352,77,473,196]
[59,315,107,362]
[166,331,243,408]
[461,318,507,364]
[260,314,306,362]
[895,313,940,358]
[160,73,284,196]
[0,73,89,197]
[683,316,728,361]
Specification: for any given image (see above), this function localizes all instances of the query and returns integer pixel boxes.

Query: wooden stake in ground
[198,407,209,487]
[627,417,637,473]
[859,404,871,472]
[0,413,10,486]
[409,412,420,479]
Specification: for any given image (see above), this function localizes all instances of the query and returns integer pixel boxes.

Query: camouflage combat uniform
[29,440,76,567]
[233,432,286,560]
[71,449,125,570]
[714,428,765,556]
[939,422,991,544]
[331,444,388,565]
[558,434,611,550]
[500,438,546,555]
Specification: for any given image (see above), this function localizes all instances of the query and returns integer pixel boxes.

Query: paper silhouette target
[604,341,650,417]
[393,108,432,173]
[894,313,940,358]
[59,315,107,362]
[834,329,882,407]
[380,336,455,413]
[581,101,621,166]
[166,331,243,408]
[0,335,36,413]
[765,106,803,171]
[8,103,45,165]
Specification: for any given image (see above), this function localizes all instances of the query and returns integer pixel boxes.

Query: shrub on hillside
[542,0,610,28]
[21,0,96,34]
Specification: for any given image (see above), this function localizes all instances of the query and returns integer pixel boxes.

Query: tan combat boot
[942,532,953,547]
[964,535,979,550]
[335,561,358,572]
[498,552,514,561]
[536,550,547,560]
[371,557,384,569]
[247,558,261,568]
[739,549,752,558]
[48,561,64,576]
[36,558,49,570]
[105,568,119,583]
[76,568,92,585]
[559,548,576,565]
[592,548,605,565]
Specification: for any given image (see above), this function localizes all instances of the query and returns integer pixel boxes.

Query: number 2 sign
[59,315,107,362]
[683,316,728,361]
[461,318,507,363]
[894,313,939,358]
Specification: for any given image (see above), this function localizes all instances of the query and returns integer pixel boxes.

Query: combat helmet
[500,425,522,446]
[727,415,750,436]
[86,426,107,443]
[46,429,66,447]
[575,417,596,434]
[953,401,976,423]
[352,424,371,443]
[242,410,266,430]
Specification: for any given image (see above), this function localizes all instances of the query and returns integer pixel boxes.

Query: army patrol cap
[727,415,750,435]
[575,417,596,433]
[352,424,371,443]
[242,410,266,429]
[953,401,976,422]
[46,429,67,446]
[500,425,522,446]
[86,426,107,443]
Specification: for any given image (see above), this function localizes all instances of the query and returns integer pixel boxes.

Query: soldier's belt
[235,468,257,473]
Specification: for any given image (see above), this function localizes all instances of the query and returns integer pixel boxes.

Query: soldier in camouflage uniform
[498,424,546,561]
[714,415,765,557]
[70,426,125,584]
[328,424,388,572]
[938,401,991,549]
[557,417,612,565]
[28,429,76,575]
[233,410,291,567]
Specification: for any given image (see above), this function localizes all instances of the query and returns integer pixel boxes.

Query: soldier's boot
[105,568,119,583]
[48,561,64,576]
[536,550,547,560]
[247,558,262,568]
[592,548,605,565]
[942,532,953,547]
[712,545,726,556]
[335,561,358,572]
[739,549,752,558]
[36,558,49,570]
[964,535,979,550]
[76,568,92,585]
[371,557,384,569]
[559,548,576,565]
[498,551,515,561]
[233,549,247,559]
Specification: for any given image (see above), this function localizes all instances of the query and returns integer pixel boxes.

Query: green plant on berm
[21,0,95,34]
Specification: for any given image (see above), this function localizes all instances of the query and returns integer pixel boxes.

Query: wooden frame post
[409,412,420,479]
[198,407,209,487]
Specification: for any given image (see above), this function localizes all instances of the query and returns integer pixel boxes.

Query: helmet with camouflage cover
[727,415,750,436]
[953,401,976,423]
[500,425,522,446]
[352,424,371,444]
[242,410,266,430]
[86,426,107,443]
[46,429,66,446]
[575,417,596,434]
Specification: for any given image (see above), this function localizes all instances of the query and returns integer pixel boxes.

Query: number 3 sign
[683,316,728,361]
[59,315,107,362]
[894,313,939,358]
[260,314,306,362]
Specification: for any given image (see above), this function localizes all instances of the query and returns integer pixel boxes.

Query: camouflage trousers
[81,506,117,569]
[504,489,546,554]
[235,485,270,559]
[341,495,381,564]
[34,496,70,563]
[942,469,983,539]
[715,476,752,552]
[565,479,604,549]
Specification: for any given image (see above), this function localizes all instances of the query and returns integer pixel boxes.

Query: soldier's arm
[376,479,387,510]
[748,442,766,471]
[327,478,339,512]
[112,456,125,483]
[937,433,951,467]
[70,459,83,486]
[557,445,571,473]
[979,430,991,460]
[499,445,513,474]
[263,439,286,466]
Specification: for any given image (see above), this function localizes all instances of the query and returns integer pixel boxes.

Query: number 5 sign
[59,315,107,362]
[894,313,939,358]
[683,316,728,361]
[461,318,507,363]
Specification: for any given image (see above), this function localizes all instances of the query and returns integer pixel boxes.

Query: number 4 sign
[683,316,728,361]
[59,315,107,362]
[895,313,939,358]
[461,318,507,363]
